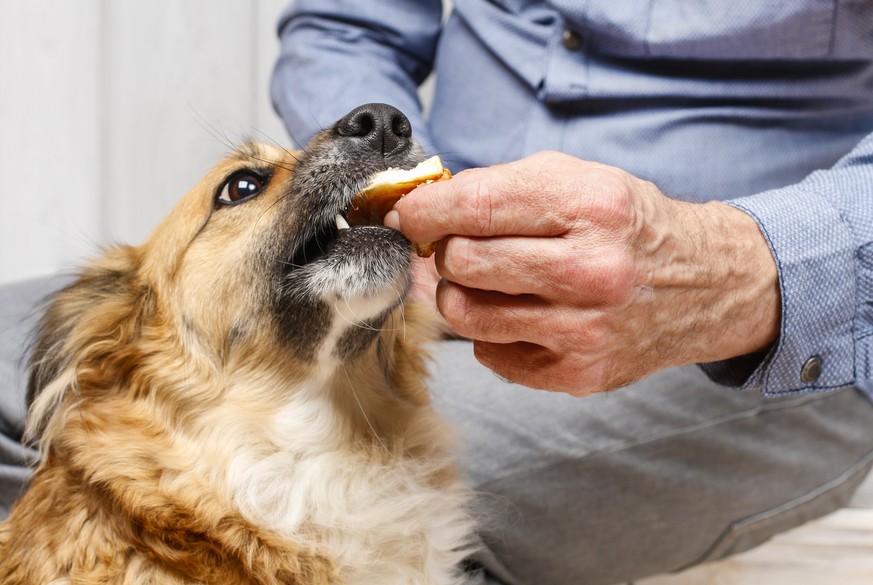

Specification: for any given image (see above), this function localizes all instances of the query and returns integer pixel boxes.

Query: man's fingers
[436,281,542,344]
[435,234,636,305]
[435,235,564,297]
[436,280,587,346]
[472,340,606,395]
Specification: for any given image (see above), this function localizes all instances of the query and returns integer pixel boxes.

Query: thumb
[384,209,402,231]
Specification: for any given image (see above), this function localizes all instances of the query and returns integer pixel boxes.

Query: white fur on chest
[225,391,473,585]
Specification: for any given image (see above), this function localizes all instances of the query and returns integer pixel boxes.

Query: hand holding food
[389,151,781,395]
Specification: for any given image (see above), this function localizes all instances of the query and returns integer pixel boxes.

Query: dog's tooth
[335,214,350,230]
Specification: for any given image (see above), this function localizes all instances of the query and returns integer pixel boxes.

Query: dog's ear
[25,246,152,442]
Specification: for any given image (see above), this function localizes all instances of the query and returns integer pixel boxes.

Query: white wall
[0,0,292,285]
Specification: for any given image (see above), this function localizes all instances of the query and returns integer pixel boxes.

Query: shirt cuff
[699,184,857,397]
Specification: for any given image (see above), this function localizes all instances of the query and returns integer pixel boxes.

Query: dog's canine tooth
[335,214,350,230]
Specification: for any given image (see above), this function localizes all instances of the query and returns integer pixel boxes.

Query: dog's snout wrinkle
[334,103,411,157]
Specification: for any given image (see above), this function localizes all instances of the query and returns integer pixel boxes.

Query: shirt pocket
[645,0,837,60]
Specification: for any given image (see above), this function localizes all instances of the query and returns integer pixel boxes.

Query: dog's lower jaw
[286,226,412,303]
[275,224,413,363]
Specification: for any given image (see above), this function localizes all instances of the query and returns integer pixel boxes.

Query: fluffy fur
[0,113,473,584]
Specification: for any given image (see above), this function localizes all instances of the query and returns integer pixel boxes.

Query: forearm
[270,0,442,151]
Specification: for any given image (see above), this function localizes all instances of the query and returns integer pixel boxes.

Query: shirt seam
[726,203,788,392]
[809,182,861,396]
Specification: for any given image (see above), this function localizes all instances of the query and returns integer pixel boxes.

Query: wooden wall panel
[255,0,295,149]
[0,0,295,285]
[0,0,103,283]
[101,0,256,247]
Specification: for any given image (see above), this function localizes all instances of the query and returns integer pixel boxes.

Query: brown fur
[0,143,460,584]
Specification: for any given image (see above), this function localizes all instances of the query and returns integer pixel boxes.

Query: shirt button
[562,29,582,51]
[800,356,823,383]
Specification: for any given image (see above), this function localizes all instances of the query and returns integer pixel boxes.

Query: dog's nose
[334,103,412,157]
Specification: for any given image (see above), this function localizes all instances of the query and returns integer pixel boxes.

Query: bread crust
[348,157,451,257]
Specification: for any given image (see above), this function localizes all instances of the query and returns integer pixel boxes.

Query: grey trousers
[3,277,873,585]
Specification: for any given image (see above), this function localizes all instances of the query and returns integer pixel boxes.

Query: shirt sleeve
[701,131,873,399]
[270,0,443,153]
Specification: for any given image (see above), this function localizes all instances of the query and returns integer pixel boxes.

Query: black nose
[334,103,412,156]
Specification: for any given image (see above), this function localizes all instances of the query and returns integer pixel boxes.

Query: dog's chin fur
[0,131,473,584]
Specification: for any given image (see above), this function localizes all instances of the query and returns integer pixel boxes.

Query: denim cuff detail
[858,334,873,400]
[699,186,856,396]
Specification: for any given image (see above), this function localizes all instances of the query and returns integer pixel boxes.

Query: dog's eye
[218,172,267,205]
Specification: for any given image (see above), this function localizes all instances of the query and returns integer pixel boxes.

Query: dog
[0,103,473,584]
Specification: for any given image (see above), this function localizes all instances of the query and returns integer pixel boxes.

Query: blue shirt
[271,0,873,399]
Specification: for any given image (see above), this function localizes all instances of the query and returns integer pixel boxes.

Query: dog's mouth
[270,103,423,358]
[286,184,408,270]
[288,220,342,269]
[275,102,428,310]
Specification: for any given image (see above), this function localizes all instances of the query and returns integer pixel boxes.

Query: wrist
[640,194,781,368]
[687,201,781,362]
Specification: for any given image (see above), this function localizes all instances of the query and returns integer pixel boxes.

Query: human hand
[387,151,781,396]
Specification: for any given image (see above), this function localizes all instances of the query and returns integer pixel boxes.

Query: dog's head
[26,103,440,446]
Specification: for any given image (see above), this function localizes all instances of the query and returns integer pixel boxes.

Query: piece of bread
[348,156,451,257]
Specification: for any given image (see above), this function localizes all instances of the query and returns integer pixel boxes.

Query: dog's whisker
[189,107,298,172]
[189,109,295,172]
[187,104,302,173]
[278,260,306,269]
[188,100,236,150]
[307,109,327,137]
[388,283,408,342]
[251,190,293,241]
[230,146,297,173]
[332,299,399,333]
[339,362,390,455]
[251,127,304,163]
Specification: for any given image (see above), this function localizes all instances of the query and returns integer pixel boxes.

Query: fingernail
[384,209,401,230]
